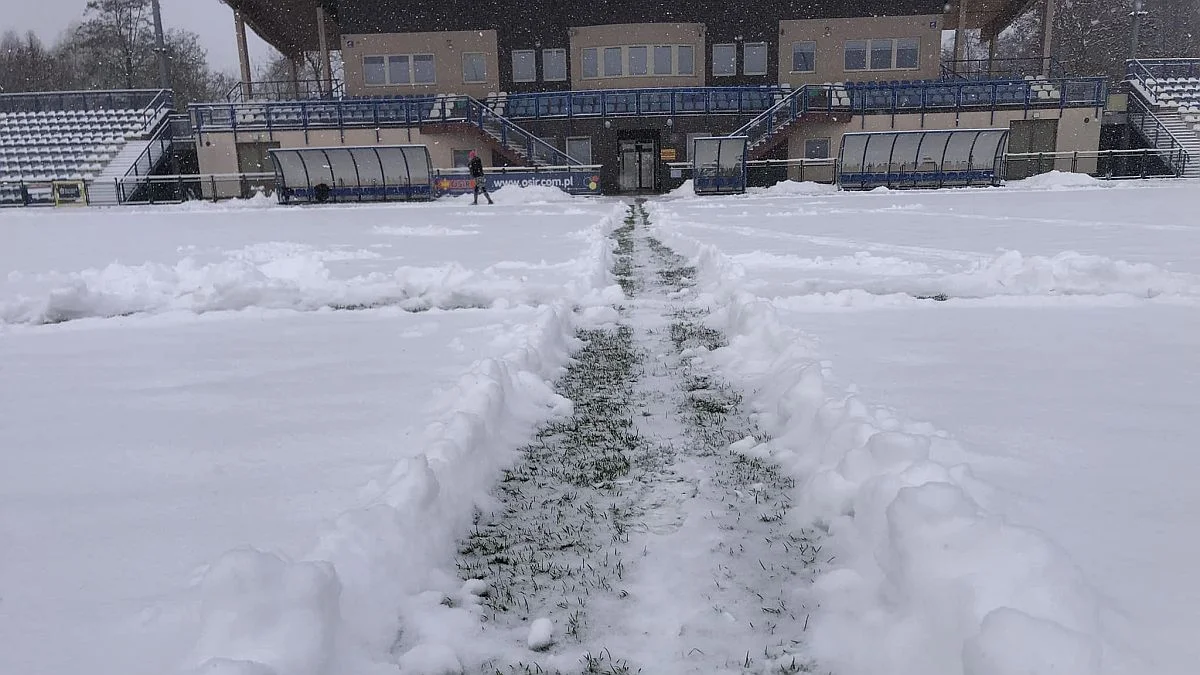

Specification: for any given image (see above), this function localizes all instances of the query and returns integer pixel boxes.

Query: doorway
[1006,119,1058,180]
[618,139,657,192]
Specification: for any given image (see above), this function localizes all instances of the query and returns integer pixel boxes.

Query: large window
[743,42,767,76]
[896,38,920,69]
[462,52,486,83]
[713,43,736,76]
[566,137,592,164]
[364,54,437,86]
[791,41,816,73]
[543,48,567,81]
[804,138,831,159]
[512,50,536,82]
[581,44,696,79]
[845,38,921,72]
[582,48,599,78]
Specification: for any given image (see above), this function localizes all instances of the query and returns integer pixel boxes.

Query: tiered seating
[1140,77,1200,111]
[844,76,1060,110]
[0,106,165,184]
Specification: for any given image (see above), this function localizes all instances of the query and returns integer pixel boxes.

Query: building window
[581,45,696,79]
[629,46,648,76]
[582,48,598,78]
[678,45,695,75]
[743,42,767,76]
[364,56,386,85]
[804,138,831,159]
[462,52,486,83]
[566,137,592,164]
[452,149,473,167]
[791,41,816,73]
[896,38,920,69]
[543,48,567,81]
[845,38,921,72]
[844,40,868,71]
[871,39,894,70]
[365,54,436,86]
[713,43,736,76]
[512,50,536,82]
[603,47,623,77]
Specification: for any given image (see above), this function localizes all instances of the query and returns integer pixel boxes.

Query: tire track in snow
[453,203,824,674]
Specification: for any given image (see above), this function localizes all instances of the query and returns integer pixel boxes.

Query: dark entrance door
[618,139,657,192]
[1006,119,1059,180]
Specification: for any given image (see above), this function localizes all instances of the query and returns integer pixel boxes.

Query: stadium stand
[1126,59,1200,178]
[0,90,173,206]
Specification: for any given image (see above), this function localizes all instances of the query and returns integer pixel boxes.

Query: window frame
[412,54,435,84]
[712,43,737,77]
[461,52,487,84]
[512,49,537,83]
[870,38,895,70]
[743,42,768,76]
[580,44,697,79]
[791,41,816,73]
[543,48,568,81]
[804,137,831,159]
[845,38,922,72]
[566,136,593,164]
[363,55,386,86]
[364,53,438,87]
[602,46,623,77]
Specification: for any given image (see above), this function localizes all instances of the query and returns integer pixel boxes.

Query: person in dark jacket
[468,150,493,205]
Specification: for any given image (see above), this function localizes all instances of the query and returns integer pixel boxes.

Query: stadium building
[191,0,1113,195]
[1,0,1197,204]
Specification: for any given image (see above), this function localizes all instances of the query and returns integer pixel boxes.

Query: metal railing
[1005,148,1187,180]
[1126,95,1191,176]
[729,77,1108,153]
[0,88,172,114]
[941,57,1066,81]
[225,79,345,103]
[496,86,782,119]
[1127,58,1200,83]
[114,172,276,204]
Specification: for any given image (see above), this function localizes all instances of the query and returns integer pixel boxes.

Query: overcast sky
[6,0,274,74]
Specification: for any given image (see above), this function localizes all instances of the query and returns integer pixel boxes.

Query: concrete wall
[569,23,706,90]
[342,30,500,98]
[777,15,942,88]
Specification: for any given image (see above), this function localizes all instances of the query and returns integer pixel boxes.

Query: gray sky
[6,0,274,74]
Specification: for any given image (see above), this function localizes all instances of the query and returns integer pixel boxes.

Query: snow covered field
[0,189,621,675]
[651,176,1200,675]
[2,176,1197,675]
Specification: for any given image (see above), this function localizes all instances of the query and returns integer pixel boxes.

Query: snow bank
[181,209,620,675]
[662,179,697,199]
[755,180,839,197]
[1006,171,1109,191]
[646,202,1106,675]
[1,208,623,325]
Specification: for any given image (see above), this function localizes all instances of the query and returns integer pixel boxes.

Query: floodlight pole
[1130,0,1147,61]
[150,0,170,90]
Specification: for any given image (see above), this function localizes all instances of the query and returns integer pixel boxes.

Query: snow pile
[646,203,1107,675]
[168,192,281,212]
[1007,171,1109,191]
[943,250,1200,298]
[184,301,580,675]
[662,179,698,200]
[756,180,839,197]
[0,207,623,325]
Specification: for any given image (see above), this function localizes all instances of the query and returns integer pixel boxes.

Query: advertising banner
[435,170,601,196]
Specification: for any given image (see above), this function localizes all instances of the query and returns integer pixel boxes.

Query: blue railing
[498,87,782,119]
[1127,58,1200,84]
[941,57,1065,81]
[0,89,173,114]
[226,79,345,103]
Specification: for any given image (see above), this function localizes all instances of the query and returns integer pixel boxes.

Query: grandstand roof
[223,0,1032,54]
[222,0,340,56]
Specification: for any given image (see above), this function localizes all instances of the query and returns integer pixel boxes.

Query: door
[1006,119,1058,180]
[618,139,657,192]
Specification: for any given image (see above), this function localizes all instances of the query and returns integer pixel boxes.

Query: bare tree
[73,0,154,89]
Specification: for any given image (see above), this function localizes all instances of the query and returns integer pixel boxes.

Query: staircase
[425,96,581,167]
[88,140,151,205]
[1155,111,1200,178]
[1127,95,1198,178]
[728,84,846,160]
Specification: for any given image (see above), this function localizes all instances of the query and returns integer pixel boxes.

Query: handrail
[1126,58,1200,83]
[463,97,581,166]
[226,79,345,103]
[1126,95,1191,176]
[0,89,171,114]
[942,57,1066,80]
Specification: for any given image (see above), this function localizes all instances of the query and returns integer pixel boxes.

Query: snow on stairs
[87,140,151,206]
[1156,112,1200,178]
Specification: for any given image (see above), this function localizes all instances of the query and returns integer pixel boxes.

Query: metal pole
[316,6,333,97]
[1042,0,1056,77]
[1130,0,1146,61]
[234,9,253,101]
[150,0,170,90]
[954,0,969,64]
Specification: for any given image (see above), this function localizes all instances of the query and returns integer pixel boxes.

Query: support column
[987,36,997,76]
[1042,0,1056,76]
[150,0,170,90]
[316,6,333,97]
[289,54,301,99]
[953,0,969,65]
[234,9,253,100]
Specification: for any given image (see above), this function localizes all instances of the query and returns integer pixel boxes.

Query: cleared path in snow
[450,203,823,674]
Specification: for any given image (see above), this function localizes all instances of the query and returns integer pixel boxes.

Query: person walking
[468,150,493,205]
